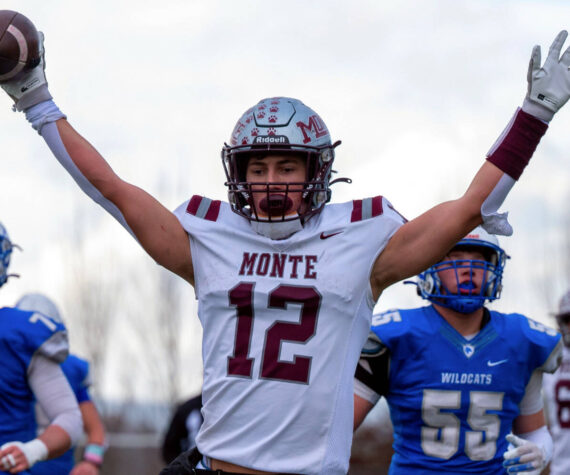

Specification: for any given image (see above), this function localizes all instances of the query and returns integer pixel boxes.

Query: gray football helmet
[221,97,347,223]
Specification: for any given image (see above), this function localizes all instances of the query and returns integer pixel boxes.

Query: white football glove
[0,31,52,111]
[502,433,546,474]
[522,30,570,122]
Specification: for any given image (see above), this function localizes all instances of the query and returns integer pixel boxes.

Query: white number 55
[421,389,503,461]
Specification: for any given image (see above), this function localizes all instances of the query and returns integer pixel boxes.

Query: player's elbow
[52,405,84,447]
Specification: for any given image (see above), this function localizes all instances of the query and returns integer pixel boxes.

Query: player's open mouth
[458,282,477,295]
[259,194,293,215]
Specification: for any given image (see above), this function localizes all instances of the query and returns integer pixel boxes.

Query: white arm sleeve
[354,359,382,404]
[480,173,515,236]
[354,378,381,405]
[28,355,83,445]
[518,370,544,415]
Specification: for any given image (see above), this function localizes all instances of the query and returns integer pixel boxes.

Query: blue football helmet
[0,222,17,288]
[416,226,508,313]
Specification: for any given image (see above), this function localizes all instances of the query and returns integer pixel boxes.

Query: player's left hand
[522,30,570,122]
[502,433,546,474]
[0,442,30,473]
[70,460,100,475]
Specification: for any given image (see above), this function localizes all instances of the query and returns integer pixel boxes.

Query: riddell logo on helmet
[253,135,290,144]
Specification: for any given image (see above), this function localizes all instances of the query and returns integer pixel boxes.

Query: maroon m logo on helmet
[296,115,328,144]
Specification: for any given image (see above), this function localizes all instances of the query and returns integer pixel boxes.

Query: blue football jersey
[31,355,91,475]
[0,306,68,475]
[360,305,562,475]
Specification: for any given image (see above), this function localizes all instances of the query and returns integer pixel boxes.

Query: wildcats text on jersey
[441,372,493,385]
[238,252,318,279]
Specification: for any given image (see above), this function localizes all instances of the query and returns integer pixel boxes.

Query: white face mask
[249,214,303,240]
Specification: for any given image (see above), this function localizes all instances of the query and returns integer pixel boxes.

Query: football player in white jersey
[2,18,570,474]
[0,223,83,474]
[353,227,562,474]
[543,290,570,475]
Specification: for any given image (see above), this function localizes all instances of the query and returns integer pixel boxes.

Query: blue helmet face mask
[0,222,20,288]
[415,227,509,314]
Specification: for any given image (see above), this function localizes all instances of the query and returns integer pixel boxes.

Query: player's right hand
[522,30,570,122]
[0,31,52,111]
[0,439,48,472]
[0,441,30,473]
[502,434,545,474]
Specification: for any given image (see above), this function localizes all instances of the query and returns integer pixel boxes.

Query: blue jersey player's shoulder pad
[0,307,69,364]
[370,308,417,337]
[362,308,410,356]
[496,310,562,373]
[368,306,434,354]
[360,331,386,358]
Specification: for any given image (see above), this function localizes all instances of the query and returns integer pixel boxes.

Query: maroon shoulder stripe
[186,195,203,215]
[204,200,221,221]
[186,195,221,222]
[370,195,383,218]
[351,196,384,222]
[351,199,363,222]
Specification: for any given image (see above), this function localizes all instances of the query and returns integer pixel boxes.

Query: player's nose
[267,171,285,188]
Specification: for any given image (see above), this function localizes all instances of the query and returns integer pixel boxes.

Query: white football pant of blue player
[354,226,562,475]
[2,18,570,475]
[0,223,82,474]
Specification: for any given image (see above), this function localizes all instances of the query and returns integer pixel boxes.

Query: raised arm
[0,32,194,284]
[371,162,501,297]
[54,120,194,284]
[371,30,570,299]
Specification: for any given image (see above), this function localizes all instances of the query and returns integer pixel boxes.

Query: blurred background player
[0,222,82,474]
[162,393,203,465]
[15,293,107,475]
[542,289,570,475]
[354,227,562,475]
[2,14,570,474]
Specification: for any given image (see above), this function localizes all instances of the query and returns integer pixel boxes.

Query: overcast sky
[1,0,569,401]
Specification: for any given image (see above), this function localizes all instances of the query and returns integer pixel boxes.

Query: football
[0,10,40,82]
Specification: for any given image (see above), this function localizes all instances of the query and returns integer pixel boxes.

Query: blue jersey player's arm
[0,356,82,472]
[353,332,390,430]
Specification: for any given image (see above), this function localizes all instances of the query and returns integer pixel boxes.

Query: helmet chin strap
[250,214,303,240]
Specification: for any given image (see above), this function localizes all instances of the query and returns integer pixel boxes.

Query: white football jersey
[174,195,405,475]
[543,345,570,475]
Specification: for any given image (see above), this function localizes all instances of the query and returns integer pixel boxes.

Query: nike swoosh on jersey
[487,359,508,367]
[320,231,343,240]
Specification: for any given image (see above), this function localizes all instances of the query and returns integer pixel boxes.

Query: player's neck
[433,304,485,337]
